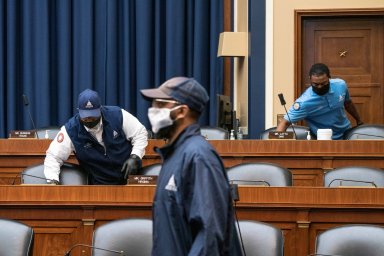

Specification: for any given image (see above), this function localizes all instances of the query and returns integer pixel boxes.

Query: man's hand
[121,154,142,179]
[47,179,60,185]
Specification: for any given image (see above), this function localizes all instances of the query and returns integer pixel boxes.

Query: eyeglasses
[152,99,181,108]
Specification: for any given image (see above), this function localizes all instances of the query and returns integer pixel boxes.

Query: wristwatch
[47,179,60,185]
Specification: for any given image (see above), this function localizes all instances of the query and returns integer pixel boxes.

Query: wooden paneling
[0,186,383,256]
[300,14,384,125]
[1,139,384,186]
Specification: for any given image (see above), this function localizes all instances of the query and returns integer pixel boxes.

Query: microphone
[328,178,377,188]
[278,93,297,139]
[229,180,271,202]
[230,183,240,202]
[64,243,125,256]
[12,172,58,185]
[22,94,39,139]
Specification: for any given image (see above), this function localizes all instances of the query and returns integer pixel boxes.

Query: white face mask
[148,106,181,134]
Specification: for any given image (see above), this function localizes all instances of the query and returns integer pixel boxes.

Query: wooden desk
[1,139,384,186]
[0,185,383,256]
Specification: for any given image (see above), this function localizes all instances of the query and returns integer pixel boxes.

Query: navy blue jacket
[152,124,242,256]
[65,106,132,184]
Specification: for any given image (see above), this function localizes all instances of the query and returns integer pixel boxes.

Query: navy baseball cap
[77,89,101,118]
[140,77,209,113]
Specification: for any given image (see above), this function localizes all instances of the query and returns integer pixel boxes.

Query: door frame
[294,8,384,98]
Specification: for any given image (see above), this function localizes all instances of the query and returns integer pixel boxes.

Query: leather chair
[227,162,292,186]
[200,126,229,140]
[315,224,384,256]
[36,126,61,139]
[92,218,152,256]
[260,125,311,140]
[21,162,88,185]
[140,163,162,175]
[237,220,284,256]
[0,219,34,256]
[324,166,384,187]
[344,124,384,140]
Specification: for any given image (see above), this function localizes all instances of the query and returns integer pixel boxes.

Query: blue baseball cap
[77,89,101,118]
[140,77,209,113]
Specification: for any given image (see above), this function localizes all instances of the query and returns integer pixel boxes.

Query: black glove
[121,154,142,179]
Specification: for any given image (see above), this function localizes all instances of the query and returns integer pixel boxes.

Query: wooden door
[301,16,384,125]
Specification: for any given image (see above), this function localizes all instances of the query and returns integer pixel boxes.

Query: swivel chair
[21,162,88,185]
[315,224,384,256]
[0,218,34,256]
[260,125,311,140]
[237,220,284,256]
[200,126,229,140]
[324,166,384,187]
[92,218,152,256]
[227,162,292,186]
[36,126,61,139]
[140,163,162,176]
[344,124,384,140]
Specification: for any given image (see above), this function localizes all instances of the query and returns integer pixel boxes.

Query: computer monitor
[216,94,233,131]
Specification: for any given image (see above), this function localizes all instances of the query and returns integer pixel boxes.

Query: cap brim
[140,88,172,100]
[79,108,101,118]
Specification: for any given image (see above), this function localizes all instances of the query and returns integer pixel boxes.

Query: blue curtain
[0,0,223,137]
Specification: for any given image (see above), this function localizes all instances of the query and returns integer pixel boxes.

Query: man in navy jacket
[141,77,242,255]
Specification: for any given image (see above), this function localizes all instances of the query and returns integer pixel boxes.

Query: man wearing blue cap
[44,89,148,185]
[141,77,242,256]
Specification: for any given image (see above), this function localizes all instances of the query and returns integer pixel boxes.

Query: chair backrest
[140,163,162,175]
[227,162,292,186]
[92,218,152,256]
[344,124,384,140]
[36,126,61,139]
[324,166,384,187]
[237,220,284,256]
[260,125,311,140]
[22,162,88,185]
[0,219,34,256]
[200,126,229,140]
[315,224,384,256]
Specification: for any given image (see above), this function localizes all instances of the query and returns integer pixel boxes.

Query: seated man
[276,63,363,140]
[44,89,148,184]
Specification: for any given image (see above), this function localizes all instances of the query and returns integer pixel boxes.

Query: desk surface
[2,139,384,156]
[1,185,384,208]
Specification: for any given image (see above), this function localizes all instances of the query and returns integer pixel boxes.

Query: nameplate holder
[9,130,37,139]
[268,131,295,140]
[128,175,158,185]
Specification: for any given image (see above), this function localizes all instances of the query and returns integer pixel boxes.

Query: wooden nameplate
[127,175,158,185]
[268,131,295,140]
[9,130,37,139]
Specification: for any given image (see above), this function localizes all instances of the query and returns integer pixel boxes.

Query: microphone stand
[22,94,39,139]
[12,173,57,185]
[278,93,298,139]
[64,243,125,256]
